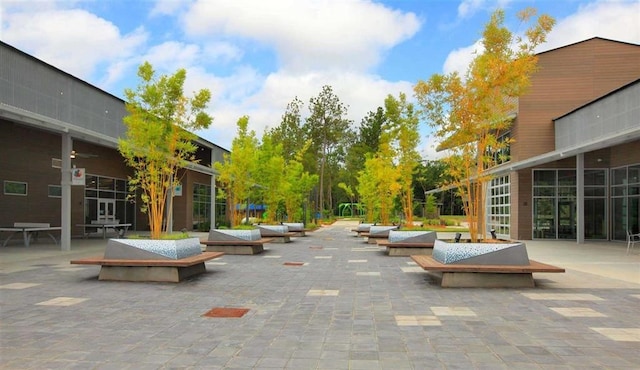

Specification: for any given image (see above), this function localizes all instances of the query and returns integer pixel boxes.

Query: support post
[576,153,584,244]
[60,134,72,251]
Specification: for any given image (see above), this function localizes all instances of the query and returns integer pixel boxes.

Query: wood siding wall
[511,39,640,239]
[511,39,640,162]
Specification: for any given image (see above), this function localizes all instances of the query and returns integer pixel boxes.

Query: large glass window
[611,164,640,240]
[487,175,510,237]
[533,168,607,240]
[193,183,211,231]
[83,174,134,226]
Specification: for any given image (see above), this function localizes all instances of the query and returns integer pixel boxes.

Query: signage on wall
[71,168,86,186]
[174,183,182,196]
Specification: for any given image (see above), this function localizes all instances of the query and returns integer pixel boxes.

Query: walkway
[1,220,638,369]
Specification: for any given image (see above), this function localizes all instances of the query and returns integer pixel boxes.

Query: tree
[384,93,420,226]
[255,134,286,223]
[214,116,259,227]
[414,8,554,241]
[303,85,353,218]
[119,62,212,239]
[269,97,305,162]
[282,142,319,223]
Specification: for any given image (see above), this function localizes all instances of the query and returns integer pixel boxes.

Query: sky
[1,0,639,158]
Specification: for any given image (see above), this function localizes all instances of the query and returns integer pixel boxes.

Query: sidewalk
[1,220,638,369]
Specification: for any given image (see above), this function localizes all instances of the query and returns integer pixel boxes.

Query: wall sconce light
[70,150,76,159]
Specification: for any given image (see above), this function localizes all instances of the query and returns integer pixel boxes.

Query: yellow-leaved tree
[119,62,212,239]
[414,8,554,241]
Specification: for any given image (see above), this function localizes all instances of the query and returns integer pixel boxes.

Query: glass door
[98,199,116,223]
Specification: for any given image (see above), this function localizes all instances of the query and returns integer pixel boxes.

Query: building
[484,37,640,242]
[0,41,229,250]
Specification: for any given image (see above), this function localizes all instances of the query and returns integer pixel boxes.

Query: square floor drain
[284,262,305,266]
[203,307,249,318]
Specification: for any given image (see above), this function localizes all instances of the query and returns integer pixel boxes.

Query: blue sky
[1,0,639,157]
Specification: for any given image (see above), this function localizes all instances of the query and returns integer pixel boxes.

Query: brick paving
[1,220,639,369]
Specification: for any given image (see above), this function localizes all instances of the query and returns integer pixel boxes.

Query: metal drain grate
[203,307,249,318]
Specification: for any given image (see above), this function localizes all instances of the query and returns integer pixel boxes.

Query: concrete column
[576,153,584,244]
[60,134,72,251]
[210,174,216,230]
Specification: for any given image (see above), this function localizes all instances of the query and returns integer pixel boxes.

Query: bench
[77,222,132,239]
[70,251,224,282]
[0,222,61,247]
[411,255,565,288]
[377,241,434,256]
[201,238,273,255]
[257,226,296,243]
[361,232,388,244]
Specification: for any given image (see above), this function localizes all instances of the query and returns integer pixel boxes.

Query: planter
[381,230,437,256]
[78,237,215,282]
[204,229,266,254]
[432,239,529,265]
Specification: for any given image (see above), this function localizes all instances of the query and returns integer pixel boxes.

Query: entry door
[97,199,116,223]
[558,200,576,239]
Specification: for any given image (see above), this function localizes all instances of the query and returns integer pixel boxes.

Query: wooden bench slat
[411,255,565,273]
[378,241,434,248]
[201,238,273,246]
[70,252,224,267]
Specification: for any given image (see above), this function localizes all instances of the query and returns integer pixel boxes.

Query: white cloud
[1,7,147,81]
[539,0,640,52]
[196,70,415,150]
[457,0,513,19]
[182,0,421,73]
[442,0,640,76]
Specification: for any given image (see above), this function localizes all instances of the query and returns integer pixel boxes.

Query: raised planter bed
[202,229,272,255]
[256,225,295,243]
[377,230,437,256]
[70,238,222,282]
[362,225,399,244]
[412,239,564,288]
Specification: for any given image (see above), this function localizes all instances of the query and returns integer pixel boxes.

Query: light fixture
[70,150,76,159]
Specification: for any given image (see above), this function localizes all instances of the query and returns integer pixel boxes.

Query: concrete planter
[432,239,529,265]
[95,237,209,282]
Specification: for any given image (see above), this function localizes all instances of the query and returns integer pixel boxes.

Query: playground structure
[338,203,365,218]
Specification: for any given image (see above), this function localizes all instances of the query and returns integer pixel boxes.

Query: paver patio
[1,220,638,369]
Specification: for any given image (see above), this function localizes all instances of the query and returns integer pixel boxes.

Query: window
[48,185,62,198]
[4,181,27,196]
[487,175,510,237]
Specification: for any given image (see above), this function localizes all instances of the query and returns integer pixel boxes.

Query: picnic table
[0,222,61,247]
[76,223,132,239]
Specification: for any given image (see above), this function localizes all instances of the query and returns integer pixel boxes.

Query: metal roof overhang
[0,103,218,176]
[426,125,640,195]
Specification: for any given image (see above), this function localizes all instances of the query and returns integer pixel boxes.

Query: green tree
[415,8,554,241]
[303,85,353,218]
[283,143,319,223]
[269,97,305,162]
[214,116,259,227]
[119,62,212,239]
[255,134,286,223]
[384,93,420,226]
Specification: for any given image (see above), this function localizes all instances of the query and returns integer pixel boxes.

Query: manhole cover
[203,307,249,318]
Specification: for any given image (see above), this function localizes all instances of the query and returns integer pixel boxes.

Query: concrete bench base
[70,252,224,282]
[201,238,272,255]
[378,242,434,256]
[411,255,565,288]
